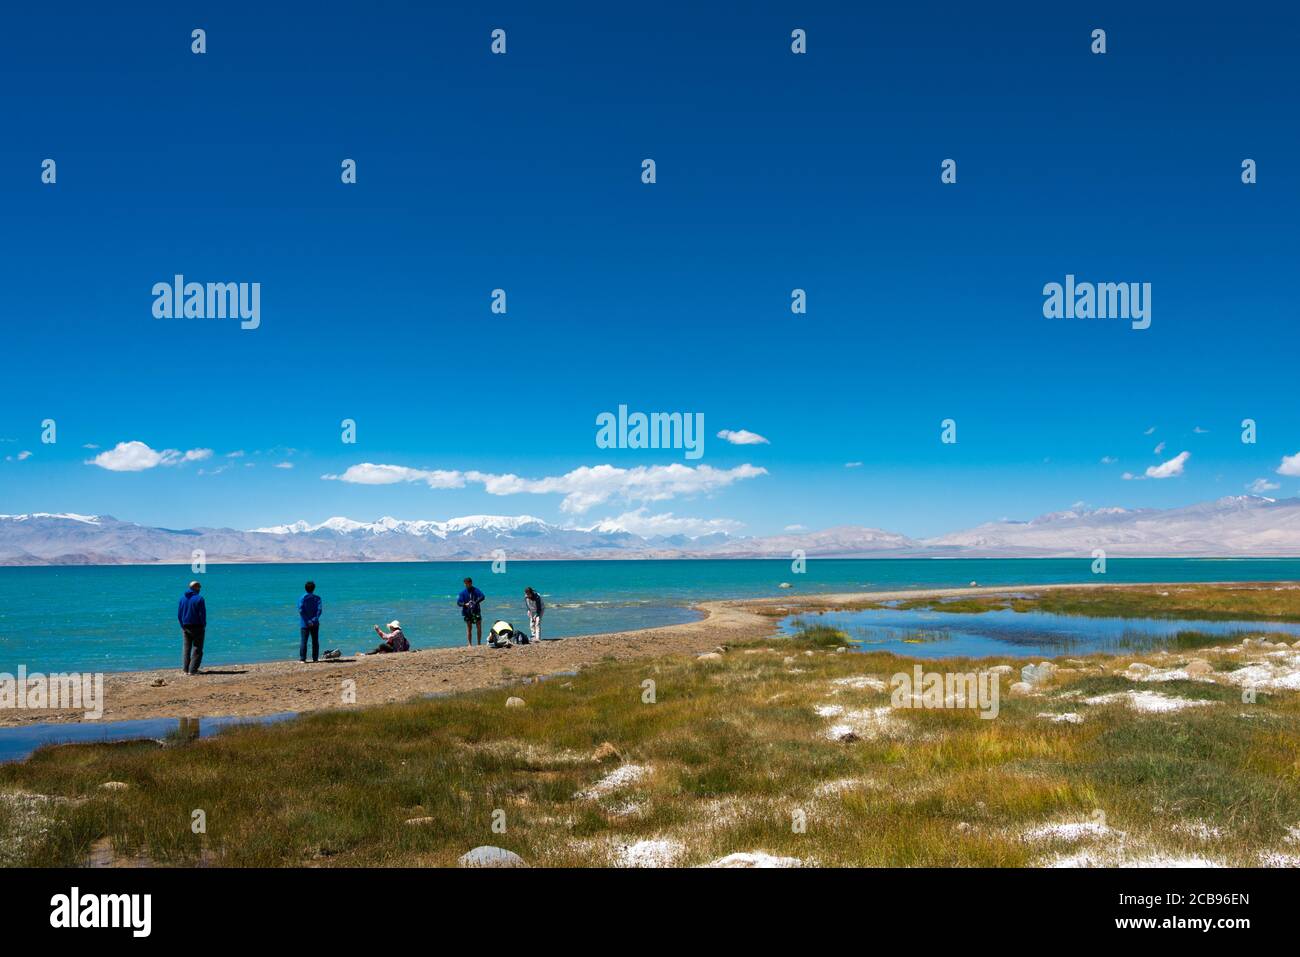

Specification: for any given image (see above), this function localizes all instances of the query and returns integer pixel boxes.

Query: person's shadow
[193,669,248,675]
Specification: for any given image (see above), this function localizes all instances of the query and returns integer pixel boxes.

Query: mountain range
[2,495,1300,564]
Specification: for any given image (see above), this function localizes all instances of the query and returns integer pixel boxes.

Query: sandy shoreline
[0,581,1204,727]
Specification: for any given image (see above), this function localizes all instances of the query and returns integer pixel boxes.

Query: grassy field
[2,585,1300,868]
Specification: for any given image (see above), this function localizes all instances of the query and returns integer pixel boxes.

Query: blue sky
[1,2,1297,539]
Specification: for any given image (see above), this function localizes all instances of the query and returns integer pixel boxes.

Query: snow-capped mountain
[2,495,1300,564]
[923,495,1300,556]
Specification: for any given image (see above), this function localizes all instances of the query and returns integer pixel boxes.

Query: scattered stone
[150,678,165,687]
[505,696,526,709]
[1021,662,1057,685]
[778,582,792,589]
[1184,659,1213,676]
[458,845,526,868]
[835,646,847,653]
[1008,682,1034,696]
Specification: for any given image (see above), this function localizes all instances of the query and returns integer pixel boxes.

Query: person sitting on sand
[524,587,544,643]
[177,580,207,675]
[366,621,410,655]
[458,577,486,646]
[298,580,323,663]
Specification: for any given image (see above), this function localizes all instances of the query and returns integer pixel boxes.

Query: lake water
[0,712,298,764]
[780,604,1300,659]
[1,558,1298,673]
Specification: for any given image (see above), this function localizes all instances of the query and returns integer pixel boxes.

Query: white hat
[387,620,401,630]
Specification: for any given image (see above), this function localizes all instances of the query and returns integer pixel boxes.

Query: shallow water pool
[779,606,1300,660]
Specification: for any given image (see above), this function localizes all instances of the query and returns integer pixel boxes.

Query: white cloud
[1247,478,1280,494]
[1136,451,1189,480]
[323,463,466,488]
[274,462,294,469]
[82,443,99,450]
[1143,426,1156,435]
[1100,456,1117,464]
[844,461,863,469]
[226,450,246,458]
[591,508,743,537]
[1193,426,1209,434]
[717,429,769,446]
[1277,453,1300,478]
[16,450,31,461]
[87,441,212,472]
[1153,441,1166,455]
[324,462,767,513]
[784,524,807,532]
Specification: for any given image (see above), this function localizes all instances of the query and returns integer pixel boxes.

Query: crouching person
[367,620,410,655]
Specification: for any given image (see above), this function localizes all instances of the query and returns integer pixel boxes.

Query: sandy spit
[0,581,1229,727]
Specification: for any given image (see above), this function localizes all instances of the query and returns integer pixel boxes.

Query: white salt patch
[830,675,887,692]
[813,777,872,797]
[1023,820,1113,842]
[823,706,894,741]
[1083,691,1215,713]
[1259,851,1300,867]
[1036,712,1083,724]
[814,703,844,718]
[1170,820,1222,841]
[576,764,650,800]
[613,838,683,868]
[1051,850,1222,868]
[705,851,803,868]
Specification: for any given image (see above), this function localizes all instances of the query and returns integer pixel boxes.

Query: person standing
[298,580,323,663]
[458,577,486,646]
[178,580,207,675]
[524,587,544,643]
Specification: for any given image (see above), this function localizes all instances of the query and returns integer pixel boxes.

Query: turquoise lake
[1,558,1298,673]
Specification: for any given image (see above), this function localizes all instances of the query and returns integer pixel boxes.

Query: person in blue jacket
[177,581,207,675]
[298,580,323,663]
[457,577,486,646]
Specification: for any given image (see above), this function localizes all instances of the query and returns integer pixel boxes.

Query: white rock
[505,696,526,708]
[459,845,526,868]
